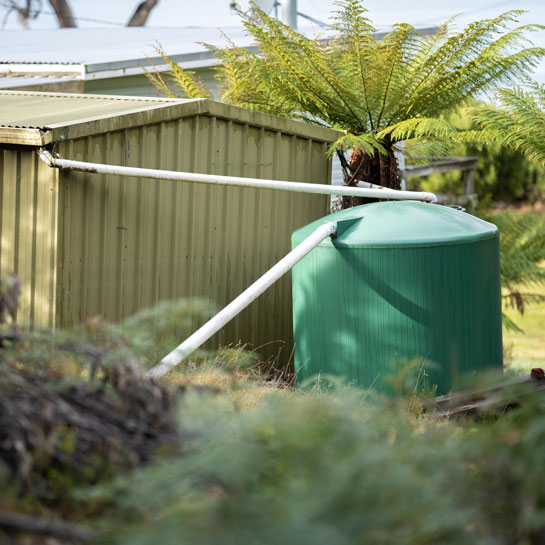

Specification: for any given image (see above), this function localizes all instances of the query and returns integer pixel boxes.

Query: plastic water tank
[291,201,503,394]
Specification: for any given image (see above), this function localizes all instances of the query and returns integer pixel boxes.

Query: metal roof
[0,27,252,77]
[0,74,79,90]
[0,25,440,81]
[0,90,182,129]
[0,90,339,147]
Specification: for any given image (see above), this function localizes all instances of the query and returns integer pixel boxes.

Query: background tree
[3,0,160,28]
[128,0,160,26]
[151,1,544,207]
[47,0,76,27]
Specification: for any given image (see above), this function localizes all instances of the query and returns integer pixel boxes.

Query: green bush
[98,386,545,545]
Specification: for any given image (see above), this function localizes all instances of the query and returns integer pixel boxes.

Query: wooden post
[463,168,475,196]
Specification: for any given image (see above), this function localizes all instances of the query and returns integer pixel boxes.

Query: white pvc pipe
[39,150,437,203]
[146,221,337,378]
[356,180,390,190]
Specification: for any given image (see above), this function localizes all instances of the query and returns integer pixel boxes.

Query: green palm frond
[400,140,456,162]
[471,81,545,167]
[144,54,176,98]
[147,44,212,99]
[237,3,542,139]
[378,118,457,141]
[148,3,543,139]
[489,212,545,288]
[327,133,387,158]
[502,311,524,333]
[483,211,545,331]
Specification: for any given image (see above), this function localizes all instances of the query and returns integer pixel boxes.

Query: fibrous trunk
[340,146,402,209]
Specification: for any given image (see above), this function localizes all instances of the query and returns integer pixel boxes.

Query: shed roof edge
[1,95,341,144]
[205,101,340,143]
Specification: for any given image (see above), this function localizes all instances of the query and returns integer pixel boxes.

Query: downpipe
[146,222,338,378]
[39,150,438,203]
[38,149,438,377]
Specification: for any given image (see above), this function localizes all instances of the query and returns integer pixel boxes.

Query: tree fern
[148,1,543,198]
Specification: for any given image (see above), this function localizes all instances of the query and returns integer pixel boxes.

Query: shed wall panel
[56,114,331,362]
[0,147,58,327]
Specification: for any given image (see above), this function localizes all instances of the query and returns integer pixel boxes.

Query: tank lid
[292,201,498,248]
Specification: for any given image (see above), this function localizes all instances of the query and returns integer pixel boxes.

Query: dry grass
[166,365,293,411]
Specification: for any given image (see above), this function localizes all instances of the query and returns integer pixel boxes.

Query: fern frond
[486,211,545,290]
[327,133,387,158]
[400,140,456,162]
[471,82,545,167]
[144,55,176,98]
[502,312,524,333]
[152,43,212,99]
[482,211,545,329]
[378,118,457,142]
[389,13,544,123]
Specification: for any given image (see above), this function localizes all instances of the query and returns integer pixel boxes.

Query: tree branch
[7,0,31,29]
[127,0,159,26]
[48,0,77,27]
[0,510,96,541]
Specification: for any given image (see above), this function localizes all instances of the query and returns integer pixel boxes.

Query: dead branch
[420,368,545,419]
[0,359,182,501]
[127,0,159,26]
[0,510,96,541]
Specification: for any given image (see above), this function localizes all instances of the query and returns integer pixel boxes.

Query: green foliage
[159,3,540,147]
[470,80,545,168]
[222,2,543,142]
[484,211,545,331]
[97,386,545,545]
[409,103,545,203]
[148,2,544,188]
[117,297,217,365]
[474,146,545,202]
[415,143,545,203]
[145,44,212,99]
[0,296,234,516]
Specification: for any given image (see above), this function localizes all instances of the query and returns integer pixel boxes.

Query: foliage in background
[411,105,545,203]
[418,80,545,202]
[470,80,545,168]
[470,146,545,203]
[484,212,545,332]
[147,1,544,200]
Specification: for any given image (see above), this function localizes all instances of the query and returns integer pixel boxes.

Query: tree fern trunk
[340,145,402,209]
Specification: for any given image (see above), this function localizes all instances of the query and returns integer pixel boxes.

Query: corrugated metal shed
[0,90,338,363]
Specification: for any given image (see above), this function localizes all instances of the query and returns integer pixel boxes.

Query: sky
[0,0,544,79]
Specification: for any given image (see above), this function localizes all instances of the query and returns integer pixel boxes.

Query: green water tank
[291,201,503,394]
